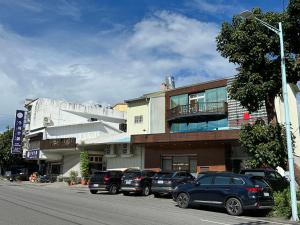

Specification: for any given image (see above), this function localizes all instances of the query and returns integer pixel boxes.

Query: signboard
[11,110,25,154]
[40,138,76,149]
[26,149,40,160]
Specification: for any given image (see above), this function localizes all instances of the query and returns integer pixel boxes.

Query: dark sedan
[172,172,274,216]
[152,171,195,197]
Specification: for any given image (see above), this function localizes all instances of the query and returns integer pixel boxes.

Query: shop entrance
[161,155,197,173]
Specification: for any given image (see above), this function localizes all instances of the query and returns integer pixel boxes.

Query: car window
[231,177,244,185]
[123,171,141,178]
[251,177,270,188]
[175,172,185,178]
[198,175,213,185]
[154,172,173,179]
[268,172,277,180]
[214,176,231,185]
[275,172,283,179]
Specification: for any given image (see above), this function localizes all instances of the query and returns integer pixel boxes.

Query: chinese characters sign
[11,110,25,154]
[26,149,40,160]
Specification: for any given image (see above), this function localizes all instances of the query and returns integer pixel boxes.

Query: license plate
[158,180,163,184]
[263,192,270,197]
[93,184,99,187]
[126,180,131,184]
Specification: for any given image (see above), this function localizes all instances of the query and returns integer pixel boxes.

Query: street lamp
[240,10,299,222]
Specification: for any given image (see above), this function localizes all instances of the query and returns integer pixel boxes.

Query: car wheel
[142,186,150,196]
[177,193,190,208]
[123,191,130,196]
[153,193,161,198]
[90,190,97,194]
[109,184,118,194]
[225,197,243,216]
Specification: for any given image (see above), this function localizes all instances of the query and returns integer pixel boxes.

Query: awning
[83,133,130,145]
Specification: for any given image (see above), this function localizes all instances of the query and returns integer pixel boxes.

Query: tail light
[246,187,263,193]
[104,175,109,184]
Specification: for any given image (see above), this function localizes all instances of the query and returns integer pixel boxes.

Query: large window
[161,155,197,173]
[170,94,188,108]
[134,115,143,124]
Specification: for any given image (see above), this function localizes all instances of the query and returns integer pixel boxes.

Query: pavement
[0,180,298,225]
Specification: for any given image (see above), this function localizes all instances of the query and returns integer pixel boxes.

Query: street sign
[25,149,40,160]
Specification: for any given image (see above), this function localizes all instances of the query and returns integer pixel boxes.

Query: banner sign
[26,149,40,160]
[11,110,25,154]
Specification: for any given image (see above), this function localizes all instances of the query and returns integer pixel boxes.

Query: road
[0,180,296,225]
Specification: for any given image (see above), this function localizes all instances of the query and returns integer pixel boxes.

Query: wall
[27,98,125,131]
[150,95,165,133]
[62,153,80,177]
[106,145,144,169]
[127,100,149,135]
[144,142,226,171]
[113,104,128,112]
[275,84,300,156]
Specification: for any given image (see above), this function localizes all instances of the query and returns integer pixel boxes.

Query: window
[231,177,244,185]
[198,175,213,185]
[161,155,197,172]
[214,176,231,185]
[134,115,143,124]
[122,144,128,154]
[105,145,111,155]
[119,123,127,132]
[170,94,188,108]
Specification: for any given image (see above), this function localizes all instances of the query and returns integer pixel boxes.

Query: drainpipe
[146,97,151,134]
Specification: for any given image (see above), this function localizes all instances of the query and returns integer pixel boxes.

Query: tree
[80,148,89,179]
[216,4,300,123]
[0,128,23,174]
[216,1,300,169]
[239,120,290,169]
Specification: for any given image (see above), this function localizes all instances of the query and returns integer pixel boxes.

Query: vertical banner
[11,110,25,154]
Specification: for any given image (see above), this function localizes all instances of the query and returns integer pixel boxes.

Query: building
[131,77,268,175]
[23,98,126,177]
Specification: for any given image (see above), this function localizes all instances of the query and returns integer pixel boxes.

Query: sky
[0,0,294,131]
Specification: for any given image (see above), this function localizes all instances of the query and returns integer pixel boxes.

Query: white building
[23,98,126,177]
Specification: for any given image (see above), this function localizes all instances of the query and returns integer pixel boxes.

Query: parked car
[172,172,274,216]
[88,170,123,194]
[152,171,195,197]
[121,169,155,196]
[240,168,289,191]
[5,167,29,181]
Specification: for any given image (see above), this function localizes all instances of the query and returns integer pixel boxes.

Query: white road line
[198,219,230,225]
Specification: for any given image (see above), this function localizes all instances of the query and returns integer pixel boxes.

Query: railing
[167,102,228,121]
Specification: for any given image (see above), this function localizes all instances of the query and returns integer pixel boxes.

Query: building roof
[83,133,130,145]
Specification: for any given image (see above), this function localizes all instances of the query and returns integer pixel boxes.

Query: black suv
[173,172,274,216]
[240,169,289,191]
[152,171,195,197]
[121,169,155,196]
[88,170,123,194]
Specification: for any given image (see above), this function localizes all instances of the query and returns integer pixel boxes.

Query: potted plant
[80,148,89,185]
[69,170,78,186]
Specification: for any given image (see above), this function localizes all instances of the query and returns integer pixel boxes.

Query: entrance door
[189,93,205,113]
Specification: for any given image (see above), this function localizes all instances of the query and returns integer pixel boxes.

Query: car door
[209,175,232,204]
[190,175,214,203]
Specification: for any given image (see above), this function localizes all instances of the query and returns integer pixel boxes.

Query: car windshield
[251,177,270,188]
[123,171,141,178]
[93,172,107,177]
[153,172,174,179]
[243,171,265,177]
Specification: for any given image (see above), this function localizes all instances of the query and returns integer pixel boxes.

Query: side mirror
[195,181,201,186]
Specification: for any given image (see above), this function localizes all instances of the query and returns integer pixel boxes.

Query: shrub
[69,170,78,183]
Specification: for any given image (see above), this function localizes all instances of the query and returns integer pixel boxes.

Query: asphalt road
[0,180,297,225]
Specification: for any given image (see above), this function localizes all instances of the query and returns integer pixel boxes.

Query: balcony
[167,102,228,123]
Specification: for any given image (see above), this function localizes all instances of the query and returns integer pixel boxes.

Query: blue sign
[26,149,40,160]
[11,110,25,154]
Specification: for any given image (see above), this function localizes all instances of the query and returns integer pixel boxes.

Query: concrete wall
[150,95,165,134]
[275,84,300,156]
[127,100,149,135]
[62,153,80,177]
[27,98,125,131]
[106,145,144,169]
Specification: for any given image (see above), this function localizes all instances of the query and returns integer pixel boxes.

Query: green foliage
[216,3,300,122]
[0,128,23,173]
[269,188,300,218]
[240,120,291,169]
[69,170,78,182]
[80,149,89,179]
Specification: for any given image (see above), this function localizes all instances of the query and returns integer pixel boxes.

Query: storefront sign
[26,149,40,160]
[11,110,25,154]
[40,138,76,149]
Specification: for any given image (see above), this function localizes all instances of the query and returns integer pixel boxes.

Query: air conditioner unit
[43,117,52,127]
[121,144,134,157]
[104,145,116,158]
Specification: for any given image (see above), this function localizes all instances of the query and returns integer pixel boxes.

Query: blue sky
[0,0,292,131]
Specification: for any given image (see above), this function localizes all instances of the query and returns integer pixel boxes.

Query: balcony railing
[167,102,228,123]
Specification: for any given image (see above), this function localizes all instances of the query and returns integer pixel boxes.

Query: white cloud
[0,11,236,130]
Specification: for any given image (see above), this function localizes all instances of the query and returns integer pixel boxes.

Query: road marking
[198,219,230,225]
